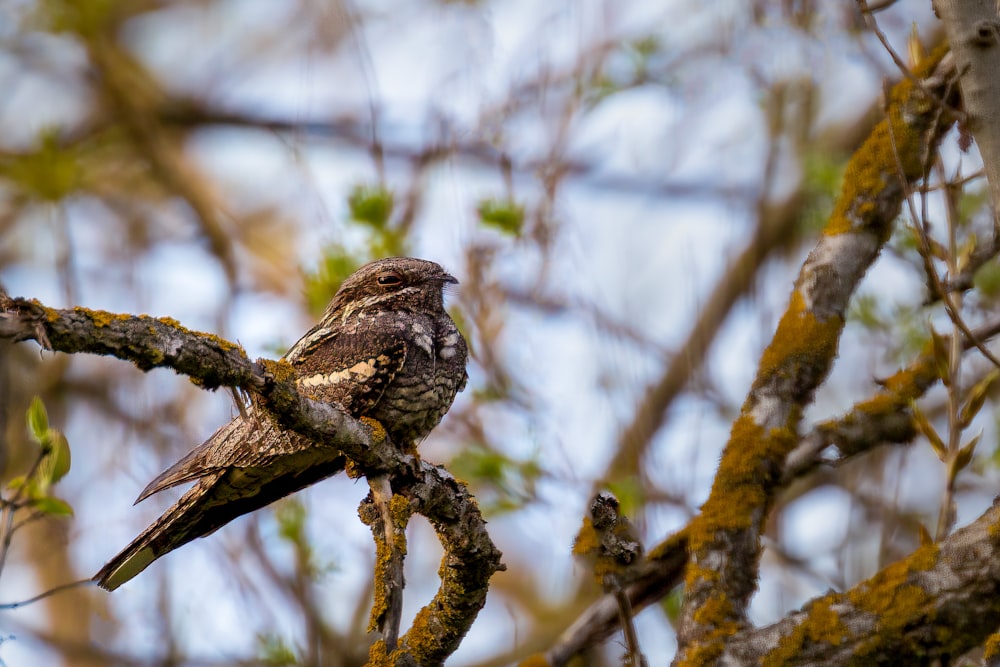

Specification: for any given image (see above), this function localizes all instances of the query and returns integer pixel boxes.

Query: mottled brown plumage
[95,257,468,590]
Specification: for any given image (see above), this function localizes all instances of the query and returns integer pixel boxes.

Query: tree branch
[674,47,958,662]
[722,500,1000,665]
[0,295,503,665]
[936,0,1000,236]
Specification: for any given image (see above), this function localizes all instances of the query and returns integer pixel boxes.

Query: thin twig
[857,0,964,121]
[0,579,93,610]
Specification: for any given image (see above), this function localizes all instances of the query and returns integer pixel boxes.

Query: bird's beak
[441,272,459,285]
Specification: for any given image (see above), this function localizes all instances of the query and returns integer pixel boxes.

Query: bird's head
[324,257,459,322]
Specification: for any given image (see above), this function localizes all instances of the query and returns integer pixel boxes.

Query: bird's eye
[376,272,404,287]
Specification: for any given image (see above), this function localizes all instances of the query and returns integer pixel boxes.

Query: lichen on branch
[0,294,503,666]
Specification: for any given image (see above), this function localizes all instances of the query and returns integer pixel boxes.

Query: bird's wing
[136,325,407,503]
[94,448,346,590]
[289,325,408,417]
[134,410,317,503]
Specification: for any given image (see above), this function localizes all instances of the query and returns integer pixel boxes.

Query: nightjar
[95,257,468,590]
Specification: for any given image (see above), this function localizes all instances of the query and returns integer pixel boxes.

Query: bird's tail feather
[94,454,346,591]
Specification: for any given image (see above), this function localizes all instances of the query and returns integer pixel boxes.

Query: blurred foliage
[256,634,301,667]
[448,443,542,515]
[301,185,409,317]
[0,131,83,203]
[348,184,394,230]
[975,261,1000,298]
[801,150,844,233]
[477,197,525,237]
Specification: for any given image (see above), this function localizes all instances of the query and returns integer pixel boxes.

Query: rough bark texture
[936,0,1000,235]
[721,501,1000,666]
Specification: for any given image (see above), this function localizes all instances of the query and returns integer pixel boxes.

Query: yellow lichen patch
[259,357,296,384]
[689,417,795,556]
[762,597,848,667]
[757,290,842,385]
[988,513,1000,540]
[882,353,937,395]
[682,592,739,666]
[823,45,949,239]
[516,654,551,667]
[572,516,599,556]
[847,543,938,639]
[74,306,130,328]
[360,416,388,445]
[984,631,1000,660]
[366,640,390,666]
[155,315,182,329]
[366,527,390,633]
[389,493,411,552]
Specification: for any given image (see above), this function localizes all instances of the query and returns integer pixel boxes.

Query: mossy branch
[0,295,503,665]
[674,47,959,663]
[722,501,1000,665]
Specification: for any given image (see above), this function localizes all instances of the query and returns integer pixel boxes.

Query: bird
[94,257,468,591]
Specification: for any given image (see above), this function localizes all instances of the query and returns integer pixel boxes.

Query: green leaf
[26,397,49,442]
[953,432,981,478]
[275,499,307,544]
[974,261,1000,298]
[32,496,74,517]
[348,184,394,228]
[477,198,524,236]
[928,327,950,385]
[301,247,361,318]
[661,585,684,628]
[956,232,977,273]
[0,130,82,202]
[911,402,946,461]
[39,431,72,485]
[960,370,999,428]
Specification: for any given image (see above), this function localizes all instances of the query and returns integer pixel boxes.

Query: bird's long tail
[94,455,346,590]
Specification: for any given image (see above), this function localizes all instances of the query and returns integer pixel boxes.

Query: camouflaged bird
[95,257,468,590]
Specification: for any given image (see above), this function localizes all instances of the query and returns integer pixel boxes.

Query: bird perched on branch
[95,257,468,590]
